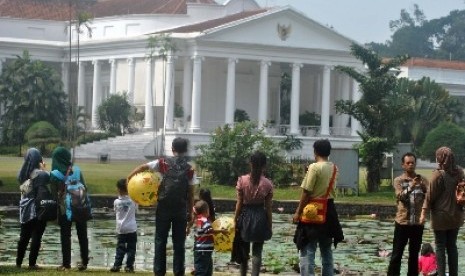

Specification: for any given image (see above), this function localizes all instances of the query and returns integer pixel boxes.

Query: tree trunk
[366,158,382,193]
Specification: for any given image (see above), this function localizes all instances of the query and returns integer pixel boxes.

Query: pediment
[197,7,356,52]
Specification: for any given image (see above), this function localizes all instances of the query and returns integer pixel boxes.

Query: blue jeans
[114,232,137,268]
[154,207,187,276]
[434,228,459,276]
[299,236,333,276]
[194,251,213,276]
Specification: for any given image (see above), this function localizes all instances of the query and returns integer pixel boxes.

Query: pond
[1,210,465,275]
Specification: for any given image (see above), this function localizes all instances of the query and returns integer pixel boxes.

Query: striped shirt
[194,215,214,252]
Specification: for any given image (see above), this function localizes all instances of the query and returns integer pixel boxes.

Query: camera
[402,181,410,189]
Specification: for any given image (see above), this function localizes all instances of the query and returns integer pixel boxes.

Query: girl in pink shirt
[418,243,438,276]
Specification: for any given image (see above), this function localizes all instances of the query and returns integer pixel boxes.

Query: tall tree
[97,93,131,135]
[335,44,409,192]
[0,51,68,146]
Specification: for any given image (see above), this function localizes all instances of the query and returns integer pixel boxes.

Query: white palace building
[1,0,465,159]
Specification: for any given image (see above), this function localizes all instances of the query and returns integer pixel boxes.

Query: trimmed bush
[24,121,61,156]
[420,122,465,166]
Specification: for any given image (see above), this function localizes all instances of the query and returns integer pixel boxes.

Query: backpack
[51,166,92,222]
[35,177,58,221]
[157,157,191,208]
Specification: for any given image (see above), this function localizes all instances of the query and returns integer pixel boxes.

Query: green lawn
[0,156,434,205]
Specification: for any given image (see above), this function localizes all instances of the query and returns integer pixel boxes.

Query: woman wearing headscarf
[420,147,464,276]
[16,148,49,269]
[50,146,89,271]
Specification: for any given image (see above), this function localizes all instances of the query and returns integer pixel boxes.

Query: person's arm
[127,164,150,181]
[265,191,273,230]
[292,188,311,223]
[186,184,195,233]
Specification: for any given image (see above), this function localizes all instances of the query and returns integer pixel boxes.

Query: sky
[253,0,465,43]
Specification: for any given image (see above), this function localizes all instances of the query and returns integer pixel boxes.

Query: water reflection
[1,213,464,274]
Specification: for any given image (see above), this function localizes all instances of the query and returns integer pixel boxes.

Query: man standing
[387,152,428,276]
[128,137,195,276]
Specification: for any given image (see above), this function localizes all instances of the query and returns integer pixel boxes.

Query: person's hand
[419,210,426,225]
[292,212,300,224]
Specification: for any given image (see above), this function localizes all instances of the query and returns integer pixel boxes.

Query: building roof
[403,57,465,71]
[0,0,218,21]
[160,8,268,33]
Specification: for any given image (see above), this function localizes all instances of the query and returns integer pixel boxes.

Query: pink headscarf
[436,146,459,176]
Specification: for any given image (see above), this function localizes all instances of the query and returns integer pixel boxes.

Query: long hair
[199,188,215,221]
[420,243,435,257]
[250,151,267,186]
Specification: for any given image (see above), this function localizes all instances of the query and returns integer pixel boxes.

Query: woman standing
[234,151,273,276]
[50,146,89,271]
[16,148,49,269]
[421,147,464,276]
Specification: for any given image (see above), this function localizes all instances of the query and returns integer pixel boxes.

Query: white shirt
[114,195,137,234]
[146,158,198,185]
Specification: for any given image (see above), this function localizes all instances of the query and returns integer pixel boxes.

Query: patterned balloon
[127,171,161,206]
[211,216,235,252]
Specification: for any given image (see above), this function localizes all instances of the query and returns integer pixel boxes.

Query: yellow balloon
[128,171,161,207]
[212,216,235,252]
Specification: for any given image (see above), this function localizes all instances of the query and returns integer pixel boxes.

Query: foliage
[419,122,465,166]
[24,121,61,156]
[147,33,177,59]
[174,102,184,118]
[234,109,250,122]
[299,111,321,126]
[279,135,303,152]
[195,121,288,186]
[76,132,115,145]
[394,77,462,152]
[368,7,465,61]
[0,51,68,145]
[335,43,409,192]
[97,93,131,135]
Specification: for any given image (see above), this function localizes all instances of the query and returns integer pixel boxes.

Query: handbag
[300,164,337,224]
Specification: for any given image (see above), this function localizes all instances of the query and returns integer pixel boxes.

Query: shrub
[419,122,465,166]
[76,132,115,145]
[24,121,61,156]
[234,109,250,122]
[299,111,321,126]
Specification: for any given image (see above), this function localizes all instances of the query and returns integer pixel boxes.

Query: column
[351,80,362,136]
[289,63,302,135]
[258,60,270,128]
[61,62,69,96]
[320,65,331,136]
[109,58,117,95]
[127,57,135,105]
[144,58,154,129]
[225,58,237,125]
[77,61,86,107]
[340,75,351,135]
[182,57,192,123]
[91,60,101,128]
[190,55,203,132]
[164,55,175,129]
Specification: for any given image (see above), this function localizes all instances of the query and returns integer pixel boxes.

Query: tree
[0,51,68,146]
[335,43,409,192]
[97,93,131,135]
[195,121,286,185]
[420,122,465,166]
[394,77,462,151]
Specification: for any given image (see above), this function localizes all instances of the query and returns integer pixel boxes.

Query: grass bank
[0,156,434,205]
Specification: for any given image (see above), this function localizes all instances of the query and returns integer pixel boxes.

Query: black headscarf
[17,148,42,184]
[51,146,72,174]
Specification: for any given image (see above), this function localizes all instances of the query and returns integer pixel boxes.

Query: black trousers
[387,222,424,276]
[114,232,137,268]
[16,218,47,267]
[59,215,89,268]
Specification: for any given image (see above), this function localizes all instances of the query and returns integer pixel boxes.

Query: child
[199,188,216,222]
[418,243,437,276]
[193,200,226,276]
[110,179,137,273]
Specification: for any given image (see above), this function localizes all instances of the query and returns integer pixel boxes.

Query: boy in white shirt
[110,179,137,273]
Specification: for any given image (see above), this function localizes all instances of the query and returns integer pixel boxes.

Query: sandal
[57,265,71,271]
[77,263,87,271]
